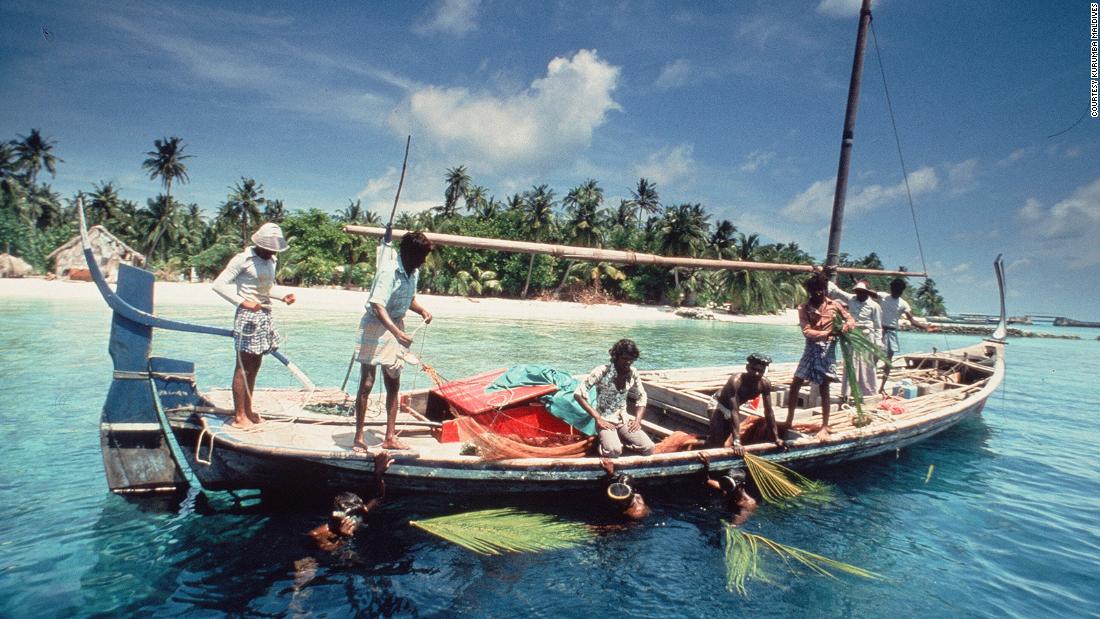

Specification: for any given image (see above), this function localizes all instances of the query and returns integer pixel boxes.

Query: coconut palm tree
[140,194,180,261]
[142,137,191,255]
[562,179,604,247]
[263,199,286,223]
[14,129,62,186]
[440,165,470,219]
[464,184,489,214]
[708,219,737,259]
[914,278,946,316]
[339,198,366,224]
[520,184,557,297]
[630,178,660,225]
[723,233,784,314]
[219,177,266,245]
[87,181,122,226]
[657,203,709,289]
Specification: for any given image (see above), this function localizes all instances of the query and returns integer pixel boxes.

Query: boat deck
[198,388,466,459]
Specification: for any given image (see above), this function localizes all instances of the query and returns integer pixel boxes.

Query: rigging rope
[870,21,951,349]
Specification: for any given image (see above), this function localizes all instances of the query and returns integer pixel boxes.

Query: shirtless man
[698,453,758,527]
[706,353,783,452]
[308,451,393,551]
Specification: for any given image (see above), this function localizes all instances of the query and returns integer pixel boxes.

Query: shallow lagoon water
[1,297,1099,617]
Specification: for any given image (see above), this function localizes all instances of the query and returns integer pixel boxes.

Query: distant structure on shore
[48,226,145,283]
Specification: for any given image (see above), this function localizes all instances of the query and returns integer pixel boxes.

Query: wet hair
[609,338,641,361]
[803,272,829,294]
[890,278,907,295]
[399,231,433,267]
[747,353,772,367]
[332,492,365,514]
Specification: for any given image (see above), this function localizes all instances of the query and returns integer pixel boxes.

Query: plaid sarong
[357,312,405,377]
[794,339,839,385]
[233,306,280,355]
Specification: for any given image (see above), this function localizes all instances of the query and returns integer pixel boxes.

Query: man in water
[601,458,650,520]
[212,222,296,428]
[308,451,394,551]
[698,453,757,527]
[878,278,934,391]
[706,353,784,452]
[354,232,434,452]
[787,271,855,440]
[827,278,883,401]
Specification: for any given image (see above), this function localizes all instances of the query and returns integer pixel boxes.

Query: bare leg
[817,382,832,440]
[353,364,377,453]
[786,378,804,428]
[232,352,263,427]
[380,370,409,450]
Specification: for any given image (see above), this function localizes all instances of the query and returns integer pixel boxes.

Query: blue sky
[2,1,1098,319]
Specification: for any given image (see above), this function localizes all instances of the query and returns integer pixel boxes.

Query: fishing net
[424,363,595,460]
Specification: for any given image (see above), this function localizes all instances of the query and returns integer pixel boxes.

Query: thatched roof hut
[0,253,35,278]
[48,226,146,283]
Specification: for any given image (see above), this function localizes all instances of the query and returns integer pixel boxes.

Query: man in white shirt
[212,223,296,428]
[827,279,882,400]
[878,278,934,391]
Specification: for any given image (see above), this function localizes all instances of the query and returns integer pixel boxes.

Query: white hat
[251,222,289,252]
[852,280,872,292]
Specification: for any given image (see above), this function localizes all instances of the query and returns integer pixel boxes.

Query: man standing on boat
[786,272,855,440]
[353,231,433,452]
[705,353,784,452]
[827,278,882,401]
[212,222,296,428]
[878,278,934,392]
[575,339,655,458]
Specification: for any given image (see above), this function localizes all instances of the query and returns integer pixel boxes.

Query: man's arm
[409,296,432,324]
[361,452,394,515]
[575,367,615,431]
[626,373,648,432]
[212,253,252,308]
[370,302,413,347]
[725,376,744,456]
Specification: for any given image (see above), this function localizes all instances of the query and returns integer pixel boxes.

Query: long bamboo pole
[343,226,924,277]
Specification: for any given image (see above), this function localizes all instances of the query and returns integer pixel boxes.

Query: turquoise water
[2,296,1099,617]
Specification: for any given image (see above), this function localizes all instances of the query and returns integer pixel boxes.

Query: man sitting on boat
[787,271,856,440]
[574,339,655,458]
[878,277,934,392]
[212,222,296,428]
[827,277,883,401]
[705,353,783,453]
[354,232,434,452]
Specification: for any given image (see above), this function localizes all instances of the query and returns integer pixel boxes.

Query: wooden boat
[85,0,1006,496]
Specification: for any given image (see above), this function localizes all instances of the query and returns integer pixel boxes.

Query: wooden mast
[825,0,874,269]
[344,225,923,277]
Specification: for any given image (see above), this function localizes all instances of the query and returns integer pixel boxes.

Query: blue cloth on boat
[486,364,598,436]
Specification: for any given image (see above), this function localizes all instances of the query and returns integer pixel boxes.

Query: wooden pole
[344,226,924,277]
[825,0,874,269]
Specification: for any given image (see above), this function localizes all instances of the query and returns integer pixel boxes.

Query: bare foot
[816,426,832,441]
[380,438,411,450]
[352,440,370,454]
[247,411,264,424]
[228,416,254,429]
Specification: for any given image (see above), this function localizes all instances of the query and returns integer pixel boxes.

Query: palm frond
[832,314,888,427]
[723,526,880,596]
[409,508,593,555]
[743,453,834,506]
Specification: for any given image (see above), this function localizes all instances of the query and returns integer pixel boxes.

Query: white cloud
[739,150,775,173]
[1015,177,1100,267]
[781,166,938,223]
[654,59,691,91]
[946,159,977,190]
[816,0,875,18]
[399,49,620,169]
[633,144,696,188]
[414,0,480,36]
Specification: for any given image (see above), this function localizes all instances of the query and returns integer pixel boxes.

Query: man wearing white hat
[828,278,882,400]
[213,222,296,428]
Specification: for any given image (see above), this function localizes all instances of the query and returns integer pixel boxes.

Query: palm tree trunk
[522,253,535,298]
[553,260,576,296]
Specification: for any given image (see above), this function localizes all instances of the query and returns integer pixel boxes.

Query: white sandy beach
[0,277,799,325]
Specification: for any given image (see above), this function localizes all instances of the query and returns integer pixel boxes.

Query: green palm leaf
[743,453,834,506]
[410,508,593,555]
[832,313,888,427]
[724,526,880,596]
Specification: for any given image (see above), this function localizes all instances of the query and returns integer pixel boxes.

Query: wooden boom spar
[344,225,924,277]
